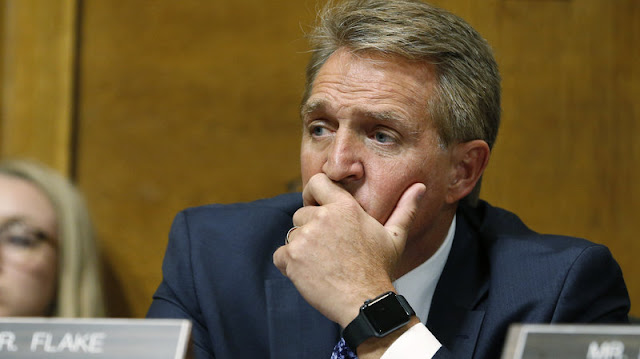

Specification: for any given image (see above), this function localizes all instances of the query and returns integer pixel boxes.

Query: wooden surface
[0,1,4,142]
[0,0,77,174]
[1,0,638,319]
[73,0,315,317]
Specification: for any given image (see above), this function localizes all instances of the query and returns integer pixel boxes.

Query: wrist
[342,291,416,353]
[338,283,396,328]
[357,316,421,359]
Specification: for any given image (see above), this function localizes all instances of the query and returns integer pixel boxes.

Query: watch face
[362,294,410,335]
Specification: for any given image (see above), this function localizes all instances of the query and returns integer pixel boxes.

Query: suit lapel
[427,211,489,358]
[265,277,339,359]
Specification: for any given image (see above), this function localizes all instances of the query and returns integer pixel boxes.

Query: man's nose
[321,130,364,183]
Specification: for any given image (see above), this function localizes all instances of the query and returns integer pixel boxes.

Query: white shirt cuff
[380,323,442,359]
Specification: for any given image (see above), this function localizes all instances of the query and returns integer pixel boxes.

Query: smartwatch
[342,291,415,351]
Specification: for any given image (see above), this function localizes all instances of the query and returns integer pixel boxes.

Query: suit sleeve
[551,244,630,323]
[147,211,215,359]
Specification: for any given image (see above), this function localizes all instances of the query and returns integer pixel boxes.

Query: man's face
[300,48,456,240]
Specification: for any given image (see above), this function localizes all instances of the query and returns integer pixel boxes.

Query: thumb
[384,183,426,254]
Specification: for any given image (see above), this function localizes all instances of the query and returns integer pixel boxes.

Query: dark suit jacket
[147,193,630,359]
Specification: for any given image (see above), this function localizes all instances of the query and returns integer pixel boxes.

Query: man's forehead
[305,50,435,104]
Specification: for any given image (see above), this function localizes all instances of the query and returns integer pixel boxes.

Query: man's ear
[446,140,490,204]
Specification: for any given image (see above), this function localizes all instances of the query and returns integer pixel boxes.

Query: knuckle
[315,206,331,221]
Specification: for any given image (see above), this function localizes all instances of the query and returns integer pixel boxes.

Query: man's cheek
[300,163,321,186]
[359,197,393,224]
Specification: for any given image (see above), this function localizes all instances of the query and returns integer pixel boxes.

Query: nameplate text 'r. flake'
[0,318,191,358]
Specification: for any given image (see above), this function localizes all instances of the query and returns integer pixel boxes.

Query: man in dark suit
[147,0,630,358]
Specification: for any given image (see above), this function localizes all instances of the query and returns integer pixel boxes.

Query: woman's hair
[303,0,501,205]
[0,159,105,317]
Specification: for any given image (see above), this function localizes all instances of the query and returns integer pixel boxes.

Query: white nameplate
[0,318,191,358]
[501,324,640,359]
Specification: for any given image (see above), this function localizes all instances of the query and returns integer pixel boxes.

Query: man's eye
[311,126,326,137]
[374,131,394,144]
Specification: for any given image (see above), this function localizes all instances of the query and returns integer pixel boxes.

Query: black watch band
[342,291,415,352]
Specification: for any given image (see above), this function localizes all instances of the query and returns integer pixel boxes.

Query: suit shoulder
[468,201,619,289]
[459,201,619,284]
[179,192,303,220]
[468,200,600,253]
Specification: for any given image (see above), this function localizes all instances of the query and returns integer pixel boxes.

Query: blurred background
[1,0,637,318]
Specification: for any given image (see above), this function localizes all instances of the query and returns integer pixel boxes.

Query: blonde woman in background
[0,159,105,317]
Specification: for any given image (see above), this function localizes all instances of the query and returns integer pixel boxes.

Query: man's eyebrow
[301,100,327,118]
[302,100,402,122]
[361,110,401,123]
[301,100,420,134]
[362,109,425,137]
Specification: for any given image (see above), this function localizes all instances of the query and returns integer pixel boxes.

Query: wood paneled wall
[1,0,638,319]
[0,0,77,173]
[0,1,4,142]
[74,0,315,317]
